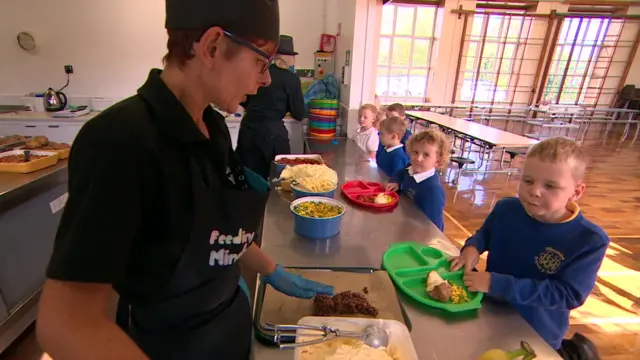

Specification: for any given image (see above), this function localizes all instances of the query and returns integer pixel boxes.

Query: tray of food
[0,149,60,173]
[274,154,324,166]
[22,136,72,159]
[382,242,483,312]
[0,135,29,151]
[254,268,411,346]
[341,180,399,210]
[293,317,418,360]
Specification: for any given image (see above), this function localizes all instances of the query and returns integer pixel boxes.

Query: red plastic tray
[341,180,399,210]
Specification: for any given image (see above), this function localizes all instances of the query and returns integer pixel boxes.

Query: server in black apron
[36,1,333,359]
[236,35,306,179]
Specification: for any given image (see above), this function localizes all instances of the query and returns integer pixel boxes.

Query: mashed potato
[299,338,399,360]
[294,178,336,192]
[280,164,338,185]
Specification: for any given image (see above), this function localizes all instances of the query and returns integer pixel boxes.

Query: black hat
[165,0,280,43]
[276,35,298,56]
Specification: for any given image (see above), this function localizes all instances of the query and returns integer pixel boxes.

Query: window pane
[376,67,390,97]
[391,38,412,66]
[414,7,435,37]
[486,15,503,39]
[507,18,523,40]
[408,69,428,97]
[411,39,430,68]
[381,6,395,35]
[471,14,485,38]
[387,68,411,97]
[465,43,478,70]
[378,37,391,65]
[395,7,414,36]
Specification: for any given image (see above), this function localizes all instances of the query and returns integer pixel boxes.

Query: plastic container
[0,150,59,173]
[382,242,483,312]
[273,154,324,178]
[293,316,418,360]
[291,183,336,199]
[290,197,345,239]
[341,180,399,210]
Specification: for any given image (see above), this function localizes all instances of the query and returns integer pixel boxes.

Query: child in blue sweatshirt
[385,103,412,148]
[376,116,410,177]
[386,129,450,231]
[450,137,608,358]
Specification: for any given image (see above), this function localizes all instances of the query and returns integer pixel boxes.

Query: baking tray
[253,267,412,346]
[0,150,59,173]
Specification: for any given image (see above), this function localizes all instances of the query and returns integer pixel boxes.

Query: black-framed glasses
[223,30,275,74]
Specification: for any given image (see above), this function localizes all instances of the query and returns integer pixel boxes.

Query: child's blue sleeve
[390,168,405,184]
[489,238,609,309]
[413,187,445,231]
[463,203,500,253]
[390,153,409,177]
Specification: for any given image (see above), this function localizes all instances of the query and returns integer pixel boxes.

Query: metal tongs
[264,322,389,350]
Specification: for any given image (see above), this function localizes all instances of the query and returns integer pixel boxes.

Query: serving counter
[251,139,561,359]
[0,161,68,353]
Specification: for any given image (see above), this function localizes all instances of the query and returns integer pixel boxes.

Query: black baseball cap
[165,0,280,43]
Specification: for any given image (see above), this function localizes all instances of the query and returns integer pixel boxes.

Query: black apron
[116,151,269,360]
[236,126,291,180]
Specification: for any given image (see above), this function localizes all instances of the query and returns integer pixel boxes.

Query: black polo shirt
[240,64,305,137]
[46,69,233,303]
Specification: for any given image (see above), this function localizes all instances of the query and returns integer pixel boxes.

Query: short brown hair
[407,129,451,165]
[386,103,406,117]
[379,116,406,138]
[526,137,588,180]
[163,29,266,68]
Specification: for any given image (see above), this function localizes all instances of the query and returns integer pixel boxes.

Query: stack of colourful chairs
[308,99,338,138]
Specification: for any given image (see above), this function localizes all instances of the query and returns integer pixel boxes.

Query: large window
[542,16,637,107]
[454,8,547,106]
[376,3,437,104]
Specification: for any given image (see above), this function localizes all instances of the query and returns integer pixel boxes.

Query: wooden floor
[1,125,639,360]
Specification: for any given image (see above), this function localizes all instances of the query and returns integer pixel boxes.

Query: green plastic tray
[382,242,483,312]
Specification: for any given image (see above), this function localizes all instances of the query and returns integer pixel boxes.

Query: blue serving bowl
[290,182,337,199]
[290,197,346,239]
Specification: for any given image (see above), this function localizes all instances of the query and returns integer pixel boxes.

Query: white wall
[0,0,331,100]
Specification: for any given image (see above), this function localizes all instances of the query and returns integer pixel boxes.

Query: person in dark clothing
[36,2,333,360]
[236,34,306,179]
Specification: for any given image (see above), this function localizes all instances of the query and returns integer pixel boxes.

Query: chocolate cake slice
[313,291,379,317]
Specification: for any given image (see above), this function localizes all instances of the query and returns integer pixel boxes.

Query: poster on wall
[345,50,351,66]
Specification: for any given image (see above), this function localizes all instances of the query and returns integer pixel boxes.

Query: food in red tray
[355,193,393,205]
[275,157,322,165]
[355,194,376,204]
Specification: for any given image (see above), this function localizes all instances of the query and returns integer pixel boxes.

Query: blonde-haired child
[353,103,380,159]
[387,129,450,230]
[450,137,608,357]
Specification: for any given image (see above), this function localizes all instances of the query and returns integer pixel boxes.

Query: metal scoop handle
[264,322,361,350]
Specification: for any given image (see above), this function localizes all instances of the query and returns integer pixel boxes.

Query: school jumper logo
[535,247,565,274]
[208,228,256,266]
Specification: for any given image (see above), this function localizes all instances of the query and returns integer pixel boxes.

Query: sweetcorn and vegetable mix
[294,201,344,219]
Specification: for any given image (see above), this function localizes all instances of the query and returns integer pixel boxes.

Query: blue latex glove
[263,265,335,299]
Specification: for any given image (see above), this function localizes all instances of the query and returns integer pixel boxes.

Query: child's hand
[386,183,399,191]
[449,245,480,272]
[463,272,491,293]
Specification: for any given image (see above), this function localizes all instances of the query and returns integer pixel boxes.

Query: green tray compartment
[382,242,483,313]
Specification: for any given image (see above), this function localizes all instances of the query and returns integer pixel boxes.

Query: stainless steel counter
[252,139,561,359]
[0,161,68,353]
[0,160,67,200]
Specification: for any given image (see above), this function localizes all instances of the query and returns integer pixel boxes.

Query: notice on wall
[50,192,69,214]
[345,50,351,66]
